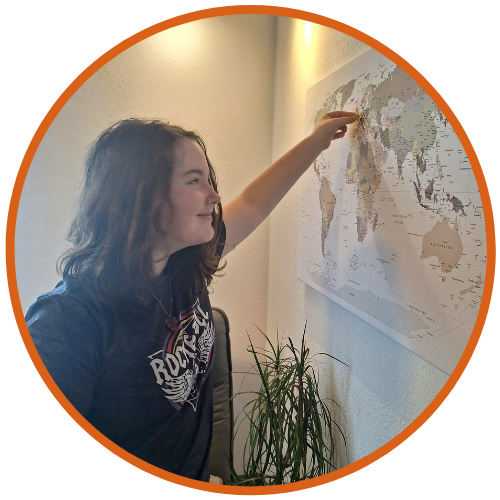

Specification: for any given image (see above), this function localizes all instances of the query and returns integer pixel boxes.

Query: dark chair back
[210,307,234,484]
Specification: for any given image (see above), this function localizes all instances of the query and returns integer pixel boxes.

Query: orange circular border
[6,4,495,495]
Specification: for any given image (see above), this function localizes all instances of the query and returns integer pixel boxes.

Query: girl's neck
[151,250,170,278]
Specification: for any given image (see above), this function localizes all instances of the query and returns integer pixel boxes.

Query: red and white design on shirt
[148,298,215,411]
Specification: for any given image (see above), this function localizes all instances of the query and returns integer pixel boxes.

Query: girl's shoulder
[25,273,110,332]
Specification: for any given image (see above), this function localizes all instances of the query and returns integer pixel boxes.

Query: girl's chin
[194,227,215,246]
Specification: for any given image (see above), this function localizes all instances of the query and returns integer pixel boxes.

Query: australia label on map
[297,49,486,375]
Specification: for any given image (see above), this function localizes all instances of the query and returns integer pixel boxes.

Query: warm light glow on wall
[293,19,317,77]
[153,20,204,61]
[304,21,313,47]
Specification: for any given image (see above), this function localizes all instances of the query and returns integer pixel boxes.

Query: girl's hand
[312,111,357,151]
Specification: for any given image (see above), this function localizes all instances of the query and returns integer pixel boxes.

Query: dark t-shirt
[25,224,226,482]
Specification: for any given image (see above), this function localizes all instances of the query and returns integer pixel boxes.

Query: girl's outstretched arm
[221,111,356,257]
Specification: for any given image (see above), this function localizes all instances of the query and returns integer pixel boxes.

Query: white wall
[267,17,449,463]
[15,12,449,476]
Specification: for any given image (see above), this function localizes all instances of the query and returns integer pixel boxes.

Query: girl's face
[155,138,221,257]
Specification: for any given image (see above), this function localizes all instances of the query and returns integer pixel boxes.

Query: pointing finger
[325,111,357,119]
[334,115,357,126]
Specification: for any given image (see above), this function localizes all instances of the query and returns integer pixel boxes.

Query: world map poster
[297,49,486,375]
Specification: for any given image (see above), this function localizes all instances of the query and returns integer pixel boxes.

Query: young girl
[25,111,356,481]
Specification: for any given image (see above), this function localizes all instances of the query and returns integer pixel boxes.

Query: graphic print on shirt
[148,298,215,411]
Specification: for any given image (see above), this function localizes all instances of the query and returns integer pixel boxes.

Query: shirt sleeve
[25,294,103,417]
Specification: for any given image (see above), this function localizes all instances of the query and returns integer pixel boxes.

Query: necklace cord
[145,268,173,317]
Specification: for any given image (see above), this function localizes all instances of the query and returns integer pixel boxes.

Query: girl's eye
[188,178,199,185]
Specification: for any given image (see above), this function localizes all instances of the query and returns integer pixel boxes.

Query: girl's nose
[209,186,221,205]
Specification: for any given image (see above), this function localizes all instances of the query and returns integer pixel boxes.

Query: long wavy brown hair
[58,118,224,308]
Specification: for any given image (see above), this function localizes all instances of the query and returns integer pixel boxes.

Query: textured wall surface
[267,17,449,464]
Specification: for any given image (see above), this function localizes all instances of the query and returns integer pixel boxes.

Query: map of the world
[298,49,486,374]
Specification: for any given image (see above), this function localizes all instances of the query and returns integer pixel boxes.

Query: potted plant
[230,326,349,485]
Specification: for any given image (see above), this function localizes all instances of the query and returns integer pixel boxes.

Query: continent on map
[420,217,463,274]
[346,117,383,242]
[319,177,336,256]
